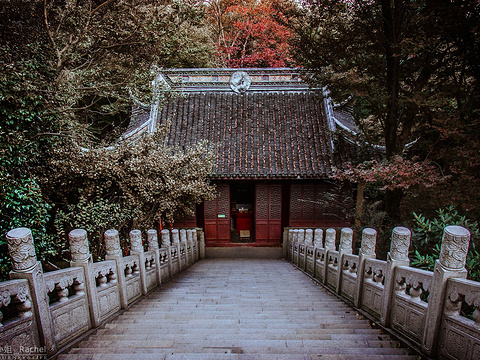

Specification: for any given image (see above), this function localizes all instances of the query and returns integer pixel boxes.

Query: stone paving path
[59,259,419,360]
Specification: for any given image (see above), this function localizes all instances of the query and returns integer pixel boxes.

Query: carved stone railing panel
[293,242,299,266]
[0,279,39,350]
[93,260,117,288]
[122,255,142,304]
[170,246,180,275]
[44,268,85,305]
[144,251,157,291]
[341,254,359,303]
[314,248,326,282]
[298,243,306,270]
[390,266,432,347]
[438,278,480,360]
[361,258,386,319]
[44,267,90,348]
[326,250,339,291]
[179,242,187,270]
[305,245,315,275]
[93,260,120,321]
[159,248,171,282]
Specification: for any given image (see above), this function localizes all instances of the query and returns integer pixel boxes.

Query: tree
[286,0,480,220]
[48,129,216,260]
[207,0,294,67]
[0,0,218,278]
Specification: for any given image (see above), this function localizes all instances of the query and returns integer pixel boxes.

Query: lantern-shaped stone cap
[339,228,353,254]
[389,226,411,261]
[439,225,471,270]
[360,228,377,257]
[147,229,159,250]
[104,229,122,256]
[130,229,143,252]
[6,227,38,271]
[68,229,90,261]
[325,228,336,249]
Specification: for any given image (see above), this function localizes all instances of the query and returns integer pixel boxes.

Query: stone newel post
[130,230,147,295]
[199,229,206,259]
[192,229,199,261]
[187,229,195,265]
[6,228,56,356]
[422,225,471,357]
[104,229,127,308]
[354,228,377,307]
[69,229,101,327]
[147,229,161,287]
[162,229,175,275]
[322,228,337,284]
[380,227,411,325]
[336,228,354,293]
[179,229,187,269]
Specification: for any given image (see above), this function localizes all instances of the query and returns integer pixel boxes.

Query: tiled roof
[121,68,357,179]
[158,90,345,179]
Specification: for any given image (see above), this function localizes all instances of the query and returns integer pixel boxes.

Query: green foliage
[0,0,218,280]
[54,189,138,261]
[411,205,480,281]
[46,130,216,258]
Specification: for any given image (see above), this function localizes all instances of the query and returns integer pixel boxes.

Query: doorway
[230,183,255,243]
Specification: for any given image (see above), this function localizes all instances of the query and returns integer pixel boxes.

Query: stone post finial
[298,229,305,243]
[325,228,336,250]
[288,229,295,243]
[305,229,313,246]
[438,225,471,270]
[130,229,143,253]
[314,229,323,247]
[339,228,353,254]
[68,229,90,262]
[180,229,187,243]
[6,228,37,272]
[161,229,171,247]
[172,229,180,244]
[104,229,122,257]
[359,228,377,257]
[422,225,470,356]
[147,229,159,250]
[390,227,411,261]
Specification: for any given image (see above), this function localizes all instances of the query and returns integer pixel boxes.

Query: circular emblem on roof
[230,71,251,94]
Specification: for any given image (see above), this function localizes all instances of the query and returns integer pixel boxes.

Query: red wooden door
[255,184,282,244]
[204,184,230,245]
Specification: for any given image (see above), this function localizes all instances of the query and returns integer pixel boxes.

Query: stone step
[91,329,386,339]
[61,348,417,359]
[72,339,407,353]
[60,259,418,359]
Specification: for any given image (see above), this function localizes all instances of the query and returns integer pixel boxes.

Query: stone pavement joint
[59,259,419,360]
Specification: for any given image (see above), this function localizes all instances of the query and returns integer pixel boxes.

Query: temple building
[126,68,358,248]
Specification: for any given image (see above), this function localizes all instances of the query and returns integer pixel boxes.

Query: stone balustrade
[285,225,478,360]
[0,227,204,358]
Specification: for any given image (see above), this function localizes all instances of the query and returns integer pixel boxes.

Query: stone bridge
[1,225,478,359]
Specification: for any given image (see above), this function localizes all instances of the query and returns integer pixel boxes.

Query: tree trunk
[385,188,403,221]
[355,180,365,228]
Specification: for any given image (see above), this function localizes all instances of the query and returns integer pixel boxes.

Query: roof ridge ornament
[230,71,251,94]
